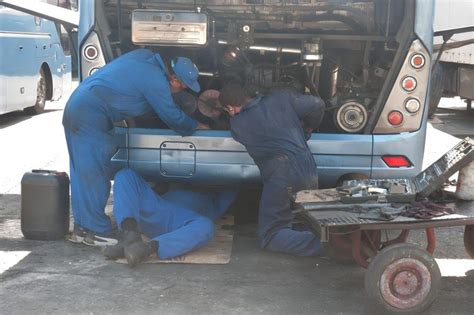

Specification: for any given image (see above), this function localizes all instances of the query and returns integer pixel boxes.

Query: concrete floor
[1,203,474,314]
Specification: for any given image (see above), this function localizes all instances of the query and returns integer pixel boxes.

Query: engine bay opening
[102,0,409,134]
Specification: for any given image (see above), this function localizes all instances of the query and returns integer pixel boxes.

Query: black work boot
[102,230,141,260]
[124,240,159,268]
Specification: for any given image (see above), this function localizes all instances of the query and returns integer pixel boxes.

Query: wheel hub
[391,269,420,297]
[380,258,431,309]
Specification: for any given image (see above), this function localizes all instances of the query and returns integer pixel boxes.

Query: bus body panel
[113,128,373,188]
[414,0,435,53]
[371,126,428,180]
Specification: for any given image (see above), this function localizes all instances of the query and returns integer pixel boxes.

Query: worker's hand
[196,122,211,130]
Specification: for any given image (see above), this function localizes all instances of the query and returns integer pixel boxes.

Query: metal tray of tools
[337,138,473,203]
[294,138,473,210]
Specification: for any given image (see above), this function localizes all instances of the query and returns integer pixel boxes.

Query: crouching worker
[103,169,237,267]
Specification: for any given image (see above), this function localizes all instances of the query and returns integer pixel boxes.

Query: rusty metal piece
[197,89,223,118]
[425,228,436,254]
[351,230,369,268]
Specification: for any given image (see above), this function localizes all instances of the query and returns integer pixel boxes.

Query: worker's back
[230,90,321,165]
[75,49,170,120]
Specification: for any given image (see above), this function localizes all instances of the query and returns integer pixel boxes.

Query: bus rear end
[77,0,434,187]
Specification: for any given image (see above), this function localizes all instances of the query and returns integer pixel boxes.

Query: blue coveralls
[230,90,325,256]
[62,49,198,235]
[112,169,237,259]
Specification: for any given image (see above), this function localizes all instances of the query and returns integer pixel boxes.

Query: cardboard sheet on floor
[116,215,234,265]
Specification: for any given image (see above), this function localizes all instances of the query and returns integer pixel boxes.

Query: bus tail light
[388,111,403,126]
[410,54,425,69]
[401,76,417,92]
[382,156,412,168]
[405,98,421,113]
[83,44,98,60]
[88,67,100,76]
[80,32,106,80]
[373,40,430,134]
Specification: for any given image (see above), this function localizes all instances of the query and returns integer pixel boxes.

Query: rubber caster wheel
[464,225,474,259]
[364,243,441,314]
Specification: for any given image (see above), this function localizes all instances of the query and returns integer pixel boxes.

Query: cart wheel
[464,225,474,259]
[364,243,441,314]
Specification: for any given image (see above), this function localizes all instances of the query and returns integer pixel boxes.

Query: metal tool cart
[293,138,474,314]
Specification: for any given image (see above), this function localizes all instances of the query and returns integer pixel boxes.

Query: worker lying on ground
[102,169,237,267]
[63,49,209,247]
[218,82,325,256]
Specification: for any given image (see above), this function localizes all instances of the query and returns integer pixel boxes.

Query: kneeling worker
[103,169,237,267]
[218,82,325,257]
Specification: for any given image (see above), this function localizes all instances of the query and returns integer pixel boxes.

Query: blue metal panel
[113,127,374,187]
[308,133,372,155]
[160,141,196,177]
[415,0,435,53]
[78,1,94,46]
[372,126,427,179]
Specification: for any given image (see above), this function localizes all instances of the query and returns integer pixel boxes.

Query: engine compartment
[102,0,408,133]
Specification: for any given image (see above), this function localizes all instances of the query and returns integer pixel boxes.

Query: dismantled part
[338,179,414,203]
[335,101,368,133]
[198,89,223,118]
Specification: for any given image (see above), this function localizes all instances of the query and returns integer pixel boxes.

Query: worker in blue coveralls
[218,82,325,256]
[101,169,237,267]
[63,49,209,246]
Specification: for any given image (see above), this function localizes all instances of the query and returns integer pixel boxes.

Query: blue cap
[172,57,200,93]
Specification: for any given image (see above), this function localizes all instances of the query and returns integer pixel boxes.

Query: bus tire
[26,68,47,115]
[428,63,444,117]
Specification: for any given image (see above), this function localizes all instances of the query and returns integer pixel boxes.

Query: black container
[21,170,70,240]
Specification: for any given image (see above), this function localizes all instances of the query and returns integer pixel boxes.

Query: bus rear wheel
[26,68,47,115]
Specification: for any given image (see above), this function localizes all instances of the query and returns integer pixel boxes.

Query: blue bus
[75,0,436,188]
[0,1,440,188]
[0,4,71,115]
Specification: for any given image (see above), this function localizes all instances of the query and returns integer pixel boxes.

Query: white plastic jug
[456,161,474,200]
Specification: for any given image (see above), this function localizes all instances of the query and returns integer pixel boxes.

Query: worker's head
[218,82,250,117]
[169,57,200,94]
